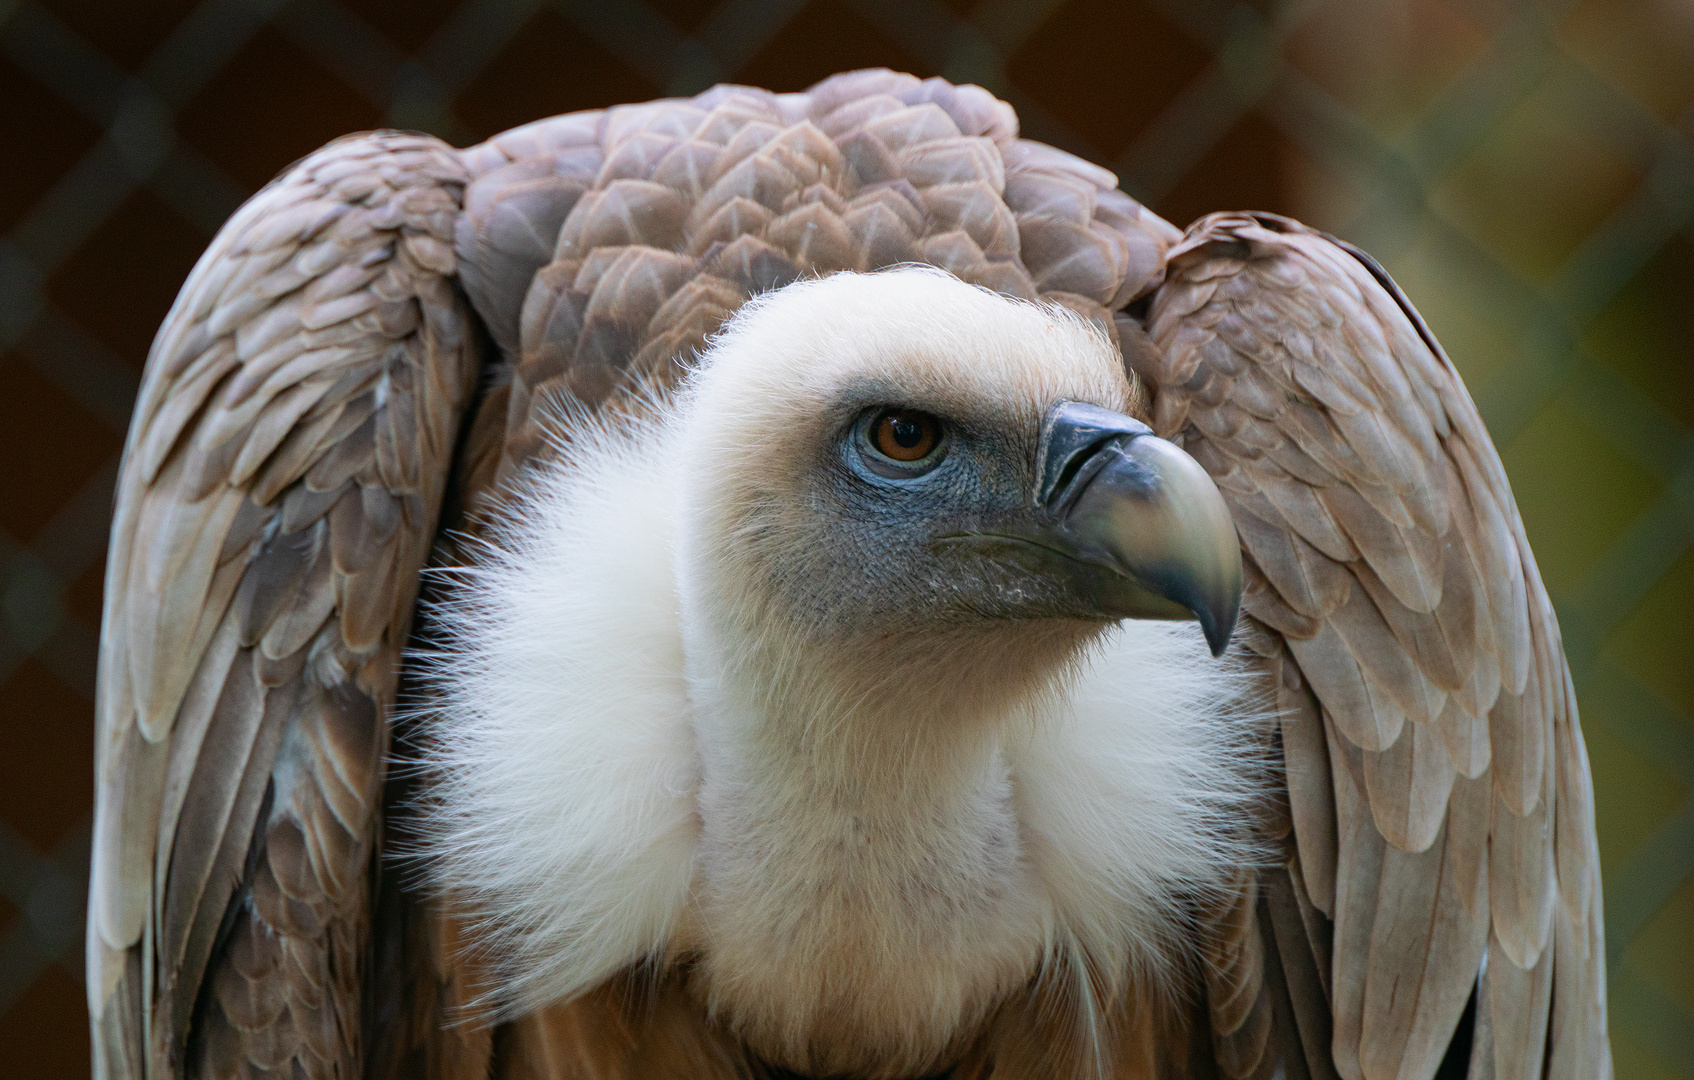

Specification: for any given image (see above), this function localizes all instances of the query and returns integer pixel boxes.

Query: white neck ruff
[418,411,1267,1074]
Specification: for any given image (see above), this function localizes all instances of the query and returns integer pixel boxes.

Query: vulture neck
[675,593,1092,1073]
[682,606,1094,827]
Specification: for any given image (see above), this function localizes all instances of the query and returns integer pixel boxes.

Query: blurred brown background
[1,0,1689,1074]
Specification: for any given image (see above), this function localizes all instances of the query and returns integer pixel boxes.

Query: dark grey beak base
[1036,401,1244,656]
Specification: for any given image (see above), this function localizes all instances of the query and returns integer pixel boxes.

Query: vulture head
[676,267,1242,729]
[426,267,1255,1077]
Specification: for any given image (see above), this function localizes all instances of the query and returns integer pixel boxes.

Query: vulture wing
[88,133,481,1077]
[1132,213,1608,1080]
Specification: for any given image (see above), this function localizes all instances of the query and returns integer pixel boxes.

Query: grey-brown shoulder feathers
[1135,212,1607,1080]
[90,132,479,1078]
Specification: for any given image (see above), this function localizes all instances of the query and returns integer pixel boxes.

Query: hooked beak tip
[1197,593,1240,658]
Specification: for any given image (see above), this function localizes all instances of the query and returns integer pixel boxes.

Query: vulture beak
[1031,401,1243,656]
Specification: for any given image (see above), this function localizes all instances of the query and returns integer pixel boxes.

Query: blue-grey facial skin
[828,399,1074,624]
[718,384,1042,646]
[726,386,1239,655]
[726,389,1122,644]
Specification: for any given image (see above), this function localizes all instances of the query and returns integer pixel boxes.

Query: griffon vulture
[88,69,1609,1079]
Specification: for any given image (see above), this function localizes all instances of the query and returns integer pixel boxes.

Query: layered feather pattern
[1135,213,1606,1080]
[90,133,479,1078]
[449,69,1178,499]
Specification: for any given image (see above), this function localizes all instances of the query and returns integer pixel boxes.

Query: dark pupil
[890,417,924,448]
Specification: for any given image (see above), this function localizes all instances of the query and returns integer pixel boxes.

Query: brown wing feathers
[91,133,479,1078]
[1138,213,1607,1079]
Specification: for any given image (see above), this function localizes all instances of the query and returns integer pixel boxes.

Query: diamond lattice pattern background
[1,0,1690,1074]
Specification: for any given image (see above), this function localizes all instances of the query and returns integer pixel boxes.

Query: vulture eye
[860,409,946,476]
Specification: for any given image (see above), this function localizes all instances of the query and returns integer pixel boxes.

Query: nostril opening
[1045,436,1120,513]
[1036,402,1154,512]
[1048,447,1094,507]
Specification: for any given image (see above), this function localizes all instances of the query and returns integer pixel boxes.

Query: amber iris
[871,410,940,462]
